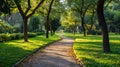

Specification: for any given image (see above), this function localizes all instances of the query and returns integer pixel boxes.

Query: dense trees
[66,0,96,36]
[50,18,61,34]
[29,16,40,32]
[1,0,120,52]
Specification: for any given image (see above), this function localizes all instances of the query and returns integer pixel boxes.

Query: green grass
[0,35,61,67]
[64,33,120,67]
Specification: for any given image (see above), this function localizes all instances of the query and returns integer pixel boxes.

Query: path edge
[12,38,62,67]
[72,39,85,67]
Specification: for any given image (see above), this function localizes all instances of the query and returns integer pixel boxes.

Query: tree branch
[25,0,31,15]
[104,0,112,8]
[83,4,90,17]
[14,0,25,17]
[27,0,44,18]
[74,4,82,13]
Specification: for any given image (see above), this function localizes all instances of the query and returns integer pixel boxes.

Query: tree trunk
[20,22,23,33]
[81,17,86,37]
[97,0,111,52]
[50,29,53,36]
[50,22,53,36]
[46,21,49,38]
[46,0,54,38]
[23,18,28,42]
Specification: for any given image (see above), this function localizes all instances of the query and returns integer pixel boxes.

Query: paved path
[17,36,80,67]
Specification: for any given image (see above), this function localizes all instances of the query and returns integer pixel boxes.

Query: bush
[28,33,37,37]
[0,34,11,42]
[36,31,45,35]
[0,33,37,42]
[0,21,13,33]
[88,30,102,35]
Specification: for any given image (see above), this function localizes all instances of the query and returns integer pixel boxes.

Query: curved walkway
[17,36,80,67]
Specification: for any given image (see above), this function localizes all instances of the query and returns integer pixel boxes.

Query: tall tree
[14,0,44,42]
[46,0,54,38]
[97,0,111,52]
[67,0,94,36]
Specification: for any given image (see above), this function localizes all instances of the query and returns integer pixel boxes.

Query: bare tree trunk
[46,0,54,38]
[81,17,86,37]
[97,0,111,52]
[20,22,23,33]
[46,19,49,38]
[23,18,28,42]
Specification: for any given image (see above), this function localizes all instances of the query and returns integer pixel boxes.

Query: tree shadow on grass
[74,41,120,66]
[0,43,32,67]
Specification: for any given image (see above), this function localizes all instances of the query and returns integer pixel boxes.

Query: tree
[13,0,44,42]
[61,9,80,34]
[97,0,111,52]
[50,18,61,34]
[46,0,54,38]
[66,0,95,36]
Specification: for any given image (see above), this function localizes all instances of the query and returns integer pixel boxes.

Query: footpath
[16,36,80,67]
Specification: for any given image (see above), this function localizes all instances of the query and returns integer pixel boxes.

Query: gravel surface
[16,36,80,67]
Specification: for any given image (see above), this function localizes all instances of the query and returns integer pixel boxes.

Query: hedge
[0,33,38,42]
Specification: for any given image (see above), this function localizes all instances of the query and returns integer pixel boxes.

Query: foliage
[113,11,120,29]
[0,21,13,33]
[64,33,120,67]
[29,16,40,32]
[61,9,80,33]
[36,31,45,35]
[105,10,120,33]
[104,1,120,33]
[0,0,10,14]
[50,18,61,33]
[0,35,61,67]
[0,33,39,42]
[13,23,21,33]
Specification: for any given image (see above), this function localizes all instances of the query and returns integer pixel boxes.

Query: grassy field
[64,33,120,67]
[0,35,60,67]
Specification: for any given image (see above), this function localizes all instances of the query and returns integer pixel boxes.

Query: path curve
[16,36,80,67]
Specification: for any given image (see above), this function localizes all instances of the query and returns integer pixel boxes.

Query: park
[0,0,120,67]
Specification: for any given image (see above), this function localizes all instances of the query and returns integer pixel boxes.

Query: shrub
[28,33,37,37]
[0,33,37,42]
[0,21,13,33]
[36,31,45,35]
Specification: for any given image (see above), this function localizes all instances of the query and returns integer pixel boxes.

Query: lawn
[64,33,120,67]
[0,35,61,67]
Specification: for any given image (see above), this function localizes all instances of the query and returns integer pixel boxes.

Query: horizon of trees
[1,0,120,52]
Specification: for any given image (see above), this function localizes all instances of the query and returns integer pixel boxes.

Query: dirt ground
[16,36,80,67]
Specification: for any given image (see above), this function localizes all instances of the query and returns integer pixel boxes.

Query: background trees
[29,16,40,32]
[1,0,120,52]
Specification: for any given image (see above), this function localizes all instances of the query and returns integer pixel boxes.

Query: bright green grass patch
[0,35,60,67]
[64,33,120,67]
